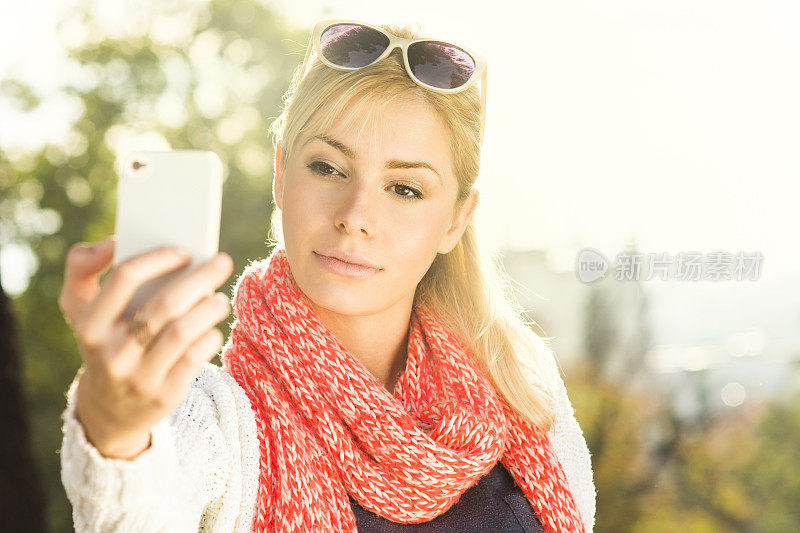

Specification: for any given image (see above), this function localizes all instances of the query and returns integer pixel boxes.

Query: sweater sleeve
[517,326,596,533]
[59,362,260,533]
[543,354,597,533]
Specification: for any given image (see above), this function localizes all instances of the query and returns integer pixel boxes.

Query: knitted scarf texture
[221,246,585,532]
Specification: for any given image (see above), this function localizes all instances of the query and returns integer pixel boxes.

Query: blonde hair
[267,22,559,432]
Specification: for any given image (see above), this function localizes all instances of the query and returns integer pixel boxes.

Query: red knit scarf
[221,246,585,532]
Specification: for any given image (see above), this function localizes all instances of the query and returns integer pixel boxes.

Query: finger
[79,247,192,345]
[59,236,116,326]
[136,292,230,383]
[131,252,233,338]
[161,327,224,399]
[101,320,149,379]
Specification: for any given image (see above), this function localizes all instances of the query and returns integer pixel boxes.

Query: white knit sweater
[60,350,596,532]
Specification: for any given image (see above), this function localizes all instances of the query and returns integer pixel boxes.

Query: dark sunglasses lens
[407,41,475,89]
[319,24,390,68]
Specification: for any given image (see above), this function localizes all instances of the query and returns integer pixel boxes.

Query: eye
[392,183,424,202]
[307,160,340,176]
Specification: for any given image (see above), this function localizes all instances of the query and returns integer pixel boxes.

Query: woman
[59,19,596,532]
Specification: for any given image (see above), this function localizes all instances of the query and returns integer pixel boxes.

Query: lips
[313,251,382,279]
[314,248,381,269]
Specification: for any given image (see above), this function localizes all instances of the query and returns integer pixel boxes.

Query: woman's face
[273,94,478,317]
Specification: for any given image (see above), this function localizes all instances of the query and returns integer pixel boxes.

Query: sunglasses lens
[407,41,476,90]
[319,23,390,68]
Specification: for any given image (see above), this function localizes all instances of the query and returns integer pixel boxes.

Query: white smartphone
[113,149,223,320]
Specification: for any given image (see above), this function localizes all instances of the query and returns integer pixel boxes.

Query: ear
[273,141,285,211]
[437,188,479,255]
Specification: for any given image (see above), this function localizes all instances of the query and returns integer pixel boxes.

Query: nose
[333,182,377,237]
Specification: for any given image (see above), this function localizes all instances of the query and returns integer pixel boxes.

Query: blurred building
[500,246,800,421]
[501,247,590,366]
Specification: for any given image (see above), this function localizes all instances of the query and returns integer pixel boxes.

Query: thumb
[61,235,117,326]
[74,236,116,272]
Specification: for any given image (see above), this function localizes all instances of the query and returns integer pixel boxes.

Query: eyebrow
[302,134,442,185]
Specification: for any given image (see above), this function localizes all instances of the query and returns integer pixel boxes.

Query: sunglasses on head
[301,19,488,142]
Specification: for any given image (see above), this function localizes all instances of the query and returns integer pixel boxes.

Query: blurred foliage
[570,277,800,532]
[0,79,42,111]
[0,1,798,532]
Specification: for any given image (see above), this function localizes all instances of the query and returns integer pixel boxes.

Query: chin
[297,271,378,317]
[311,291,379,318]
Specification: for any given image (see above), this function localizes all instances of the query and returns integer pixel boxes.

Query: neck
[309,297,412,393]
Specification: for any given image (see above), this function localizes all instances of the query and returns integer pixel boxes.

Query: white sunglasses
[301,19,488,142]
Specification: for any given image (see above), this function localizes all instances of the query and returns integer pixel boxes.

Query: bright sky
[2,0,799,291]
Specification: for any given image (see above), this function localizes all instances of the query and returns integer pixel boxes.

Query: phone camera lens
[132,161,147,170]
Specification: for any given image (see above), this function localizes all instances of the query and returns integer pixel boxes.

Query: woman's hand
[58,236,234,459]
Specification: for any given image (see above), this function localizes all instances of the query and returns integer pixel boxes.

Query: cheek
[384,210,451,271]
[390,220,440,249]
[392,203,452,243]
[281,176,324,230]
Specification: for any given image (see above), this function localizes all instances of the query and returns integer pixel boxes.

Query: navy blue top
[350,461,546,533]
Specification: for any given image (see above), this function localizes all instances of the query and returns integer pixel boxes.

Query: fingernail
[175,246,192,257]
[215,292,229,304]
[213,253,230,267]
[85,237,110,252]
